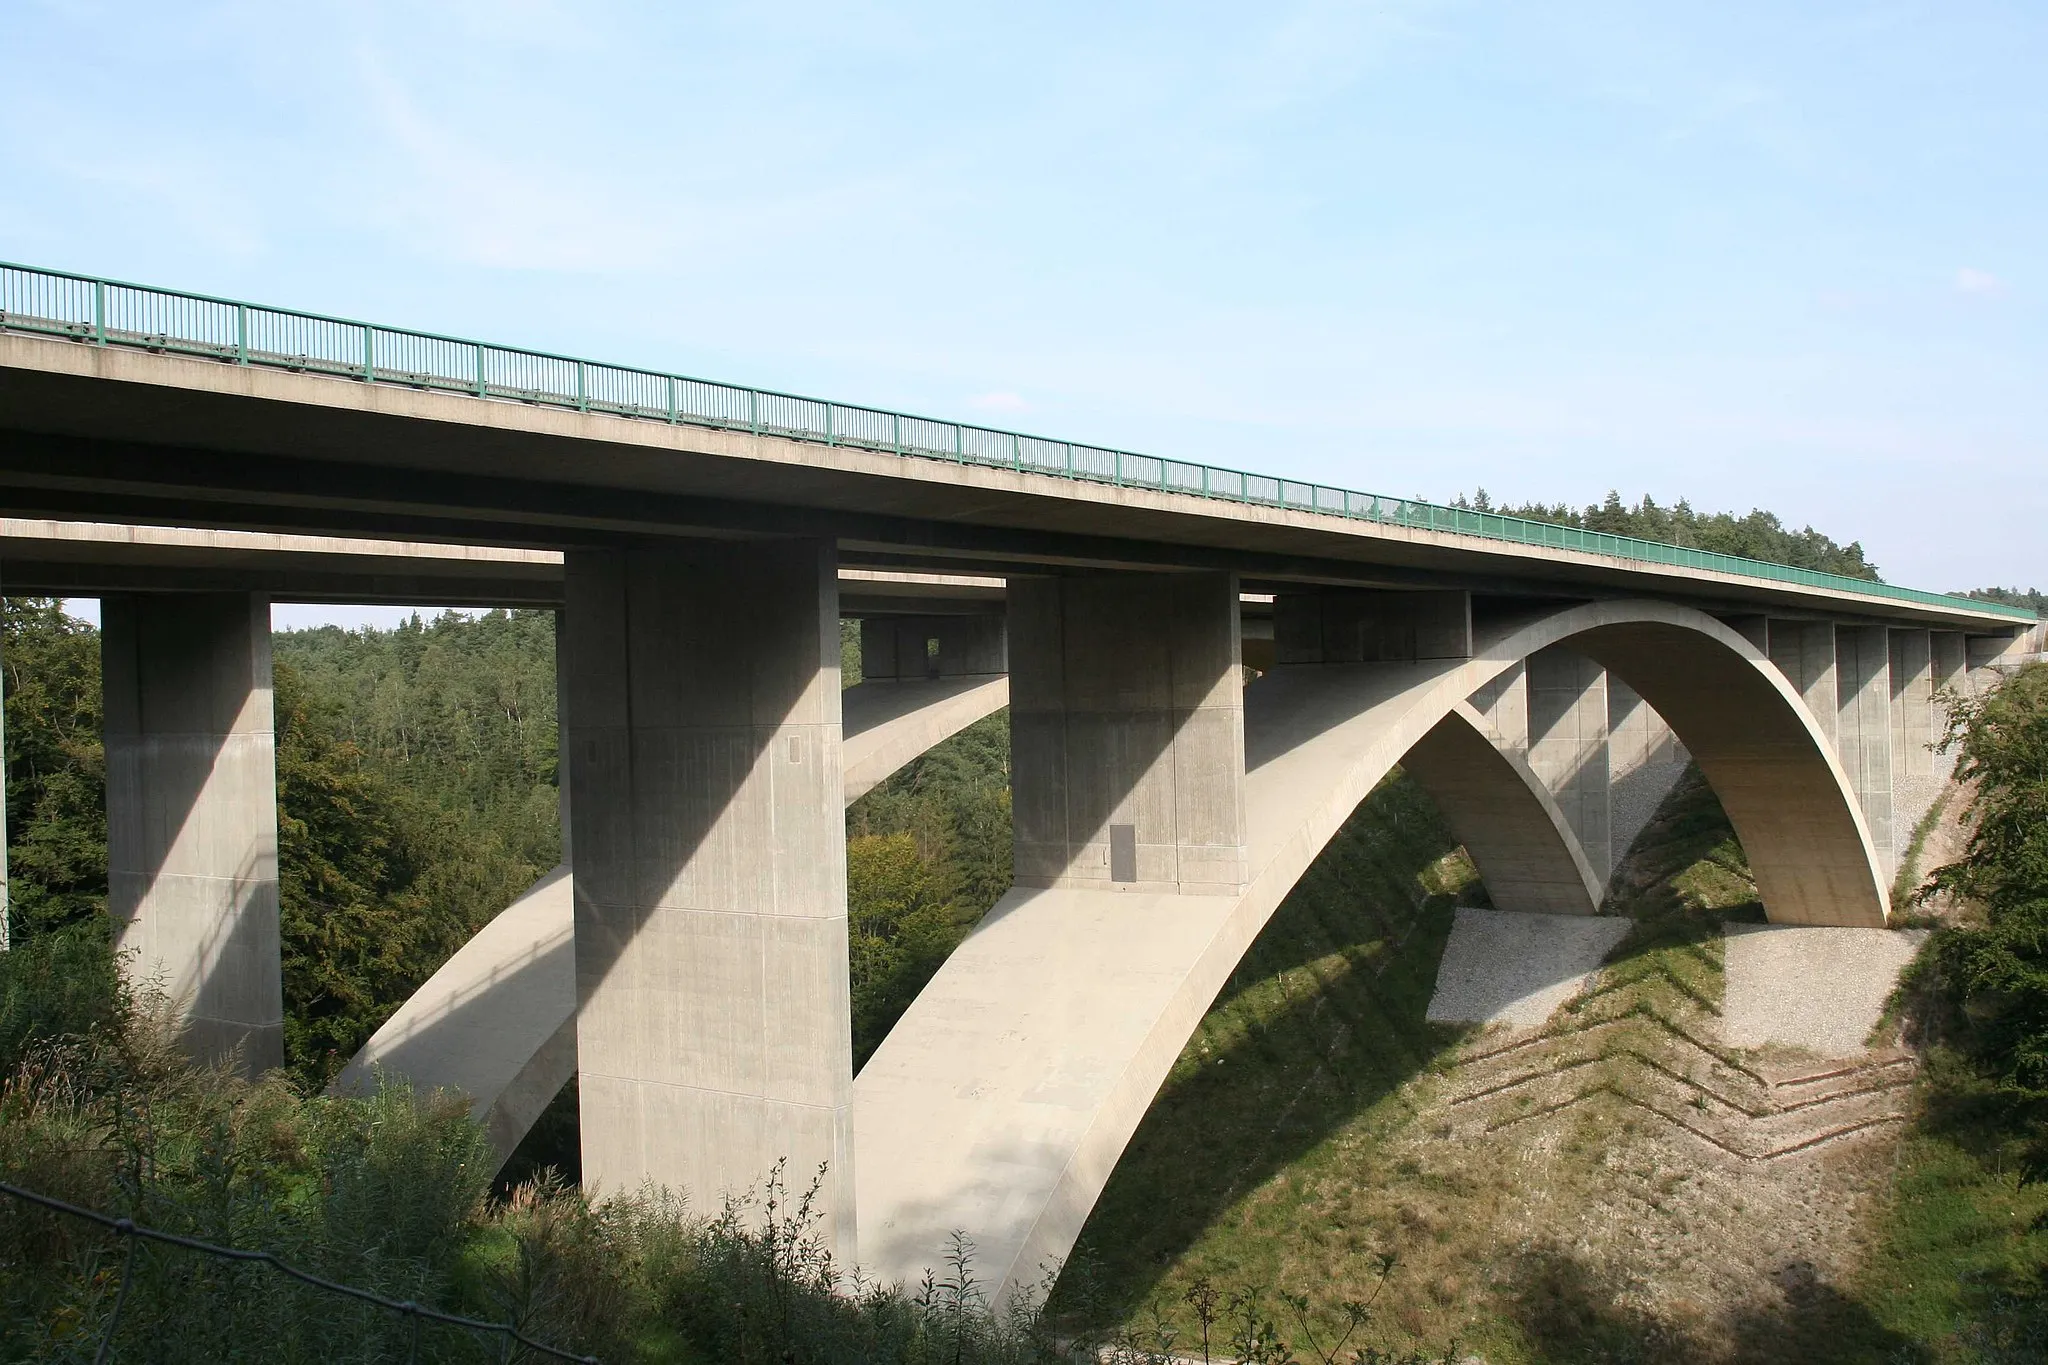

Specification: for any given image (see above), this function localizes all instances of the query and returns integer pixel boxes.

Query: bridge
[0,261,2038,1301]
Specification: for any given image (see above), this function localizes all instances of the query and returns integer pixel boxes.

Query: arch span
[852,598,1885,1301]
[335,673,1011,1160]
[1404,702,1604,916]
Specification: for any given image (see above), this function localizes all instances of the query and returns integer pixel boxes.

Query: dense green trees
[1911,663,2048,1158]
[1452,489,1884,580]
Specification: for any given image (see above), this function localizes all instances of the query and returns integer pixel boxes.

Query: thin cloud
[1954,267,2006,297]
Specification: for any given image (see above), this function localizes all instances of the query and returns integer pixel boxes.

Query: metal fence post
[93,281,105,345]
[363,327,375,382]
[235,305,247,365]
[475,344,486,397]
[575,361,586,411]
[826,403,835,446]
[667,374,677,423]
[749,389,760,434]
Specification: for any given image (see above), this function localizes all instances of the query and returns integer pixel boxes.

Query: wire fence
[0,1179,597,1364]
[0,260,2031,625]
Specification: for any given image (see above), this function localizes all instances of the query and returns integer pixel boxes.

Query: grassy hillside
[1061,768,2048,1362]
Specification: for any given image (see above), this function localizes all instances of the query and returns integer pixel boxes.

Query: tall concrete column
[1889,628,1950,863]
[1931,631,1967,702]
[1767,620,1838,750]
[1008,571,1245,895]
[1526,646,1611,879]
[103,593,281,1072]
[1607,676,1688,865]
[562,540,854,1252]
[1834,625,1894,873]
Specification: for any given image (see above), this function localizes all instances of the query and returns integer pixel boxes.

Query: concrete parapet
[1525,646,1612,880]
[103,592,282,1073]
[1008,571,1246,895]
[563,540,855,1255]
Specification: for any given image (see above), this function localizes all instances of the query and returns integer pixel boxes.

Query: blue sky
[6,0,2044,608]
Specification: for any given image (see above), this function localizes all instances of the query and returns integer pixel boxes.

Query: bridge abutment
[562,540,855,1254]
[102,592,282,1073]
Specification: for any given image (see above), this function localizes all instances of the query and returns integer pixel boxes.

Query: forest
[0,489,2044,1359]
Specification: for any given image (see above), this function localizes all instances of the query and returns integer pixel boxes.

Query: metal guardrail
[0,1178,597,1363]
[0,260,2032,625]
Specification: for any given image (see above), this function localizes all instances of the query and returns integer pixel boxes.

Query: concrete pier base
[103,592,281,1073]
[563,540,854,1255]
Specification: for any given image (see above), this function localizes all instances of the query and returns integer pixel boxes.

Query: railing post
[954,425,963,463]
[235,305,247,365]
[93,281,105,346]
[826,403,835,446]
[1114,451,1123,486]
[363,326,375,381]
[475,344,486,397]
[1011,433,1021,473]
[1202,465,1211,497]
[575,361,586,411]
[1064,443,1074,478]
[667,375,677,423]
[893,411,901,455]
[749,389,760,434]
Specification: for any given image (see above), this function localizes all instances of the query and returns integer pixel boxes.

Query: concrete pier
[562,540,855,1253]
[1834,625,1895,873]
[1607,676,1689,867]
[1526,646,1612,880]
[1008,571,1246,895]
[102,593,281,1072]
[1768,621,1839,750]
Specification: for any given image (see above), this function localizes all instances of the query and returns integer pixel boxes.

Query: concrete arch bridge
[0,263,2038,1301]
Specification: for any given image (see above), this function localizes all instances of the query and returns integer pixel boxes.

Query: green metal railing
[0,260,2031,623]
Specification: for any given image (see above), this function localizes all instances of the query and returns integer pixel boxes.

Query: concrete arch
[1405,702,1604,916]
[853,598,1885,1302]
[335,673,1011,1160]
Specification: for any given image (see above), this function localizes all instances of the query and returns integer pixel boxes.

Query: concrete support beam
[1009,571,1246,895]
[1607,676,1690,865]
[1834,625,1894,874]
[1274,588,1471,664]
[563,540,854,1254]
[103,593,281,1073]
[1767,620,1839,750]
[859,614,1006,682]
[1525,646,1612,879]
